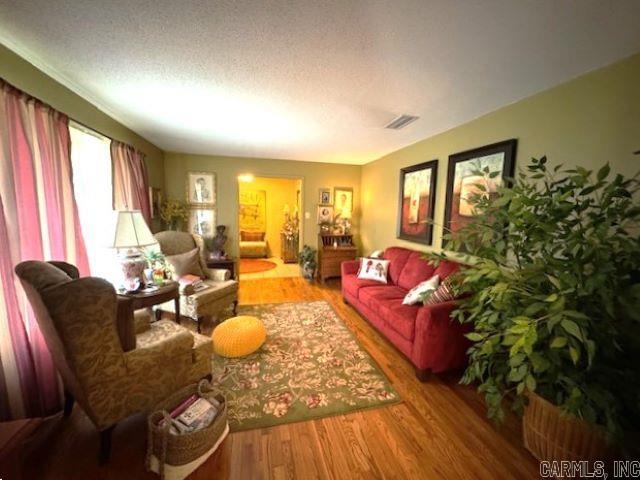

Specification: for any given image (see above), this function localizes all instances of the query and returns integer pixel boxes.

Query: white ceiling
[1,1,639,165]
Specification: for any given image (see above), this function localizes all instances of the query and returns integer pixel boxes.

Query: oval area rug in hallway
[239,259,278,274]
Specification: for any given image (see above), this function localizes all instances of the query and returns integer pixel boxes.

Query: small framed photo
[317,205,334,224]
[188,208,216,237]
[187,171,216,205]
[318,188,331,205]
[333,187,353,219]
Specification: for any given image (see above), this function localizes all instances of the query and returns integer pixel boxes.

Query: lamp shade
[112,210,157,249]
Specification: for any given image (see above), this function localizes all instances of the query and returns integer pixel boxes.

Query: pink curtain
[0,79,90,419]
[111,140,151,224]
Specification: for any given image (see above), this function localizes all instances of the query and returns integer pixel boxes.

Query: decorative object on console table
[397,160,438,245]
[206,257,237,280]
[112,210,158,291]
[206,225,228,260]
[317,234,356,283]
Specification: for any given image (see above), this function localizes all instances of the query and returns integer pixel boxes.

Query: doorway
[237,175,303,279]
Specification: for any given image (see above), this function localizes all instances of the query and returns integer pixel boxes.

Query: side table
[118,281,180,323]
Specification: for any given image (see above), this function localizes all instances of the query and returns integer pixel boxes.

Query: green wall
[164,152,362,257]
[360,52,640,255]
[0,43,165,191]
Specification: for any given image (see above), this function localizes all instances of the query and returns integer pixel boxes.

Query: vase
[523,391,616,468]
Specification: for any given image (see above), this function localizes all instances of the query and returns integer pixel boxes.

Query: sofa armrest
[341,259,360,276]
[204,268,232,282]
[412,300,472,373]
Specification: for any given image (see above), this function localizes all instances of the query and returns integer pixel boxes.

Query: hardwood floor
[14,277,539,479]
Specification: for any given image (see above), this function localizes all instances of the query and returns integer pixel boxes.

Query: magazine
[167,397,219,435]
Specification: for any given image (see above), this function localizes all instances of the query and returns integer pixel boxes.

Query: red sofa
[341,247,471,380]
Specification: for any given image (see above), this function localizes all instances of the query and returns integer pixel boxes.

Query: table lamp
[111,210,157,291]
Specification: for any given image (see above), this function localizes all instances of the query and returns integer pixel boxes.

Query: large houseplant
[441,157,640,457]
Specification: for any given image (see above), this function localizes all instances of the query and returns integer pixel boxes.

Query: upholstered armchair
[154,231,238,332]
[14,261,213,462]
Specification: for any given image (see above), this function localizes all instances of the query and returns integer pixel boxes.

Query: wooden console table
[317,234,357,283]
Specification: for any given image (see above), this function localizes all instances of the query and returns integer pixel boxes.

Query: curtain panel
[111,140,151,225]
[0,79,90,420]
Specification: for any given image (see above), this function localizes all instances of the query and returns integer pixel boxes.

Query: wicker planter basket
[146,380,228,480]
[523,391,615,464]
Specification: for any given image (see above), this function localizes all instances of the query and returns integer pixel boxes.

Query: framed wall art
[397,160,438,245]
[186,171,216,205]
[444,139,517,241]
[188,208,216,237]
[333,187,353,219]
[317,205,334,224]
[318,188,331,205]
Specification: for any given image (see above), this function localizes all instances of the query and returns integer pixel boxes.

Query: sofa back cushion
[383,247,413,285]
[434,259,460,280]
[397,252,437,290]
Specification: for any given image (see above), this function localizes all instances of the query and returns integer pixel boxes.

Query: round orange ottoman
[212,316,266,358]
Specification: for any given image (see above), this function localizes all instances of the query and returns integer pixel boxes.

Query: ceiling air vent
[385,114,419,130]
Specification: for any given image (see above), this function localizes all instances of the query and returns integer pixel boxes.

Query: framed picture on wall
[333,187,353,219]
[444,139,517,245]
[188,207,216,237]
[317,205,334,224]
[186,171,216,205]
[149,187,162,219]
[397,160,438,245]
[318,187,331,205]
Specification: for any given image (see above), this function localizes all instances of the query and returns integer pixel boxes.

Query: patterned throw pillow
[402,275,440,305]
[165,248,205,279]
[356,257,390,283]
[423,276,457,305]
[241,231,265,241]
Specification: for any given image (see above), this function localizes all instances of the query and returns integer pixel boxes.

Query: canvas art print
[444,139,517,239]
[239,190,267,231]
[333,187,353,219]
[317,205,333,224]
[397,160,438,245]
[187,171,215,205]
[188,208,216,237]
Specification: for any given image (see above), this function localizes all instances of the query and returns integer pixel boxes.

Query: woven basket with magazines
[146,380,229,480]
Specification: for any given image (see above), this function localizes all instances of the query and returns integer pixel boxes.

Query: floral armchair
[154,231,238,332]
[14,261,212,462]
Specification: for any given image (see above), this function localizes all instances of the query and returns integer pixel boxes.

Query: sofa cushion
[383,247,413,285]
[378,299,420,341]
[166,248,205,278]
[342,274,383,299]
[397,252,437,291]
[359,285,408,311]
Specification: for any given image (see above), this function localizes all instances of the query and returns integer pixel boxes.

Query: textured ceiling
[1,0,639,164]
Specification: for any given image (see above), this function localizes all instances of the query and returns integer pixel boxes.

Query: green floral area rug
[211,301,400,432]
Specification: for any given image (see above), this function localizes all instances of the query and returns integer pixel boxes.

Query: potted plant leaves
[440,157,640,465]
[298,245,317,281]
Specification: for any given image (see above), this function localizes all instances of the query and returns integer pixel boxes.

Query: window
[69,123,120,283]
